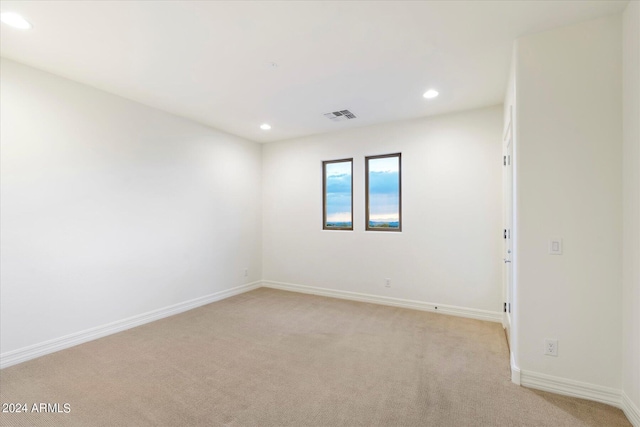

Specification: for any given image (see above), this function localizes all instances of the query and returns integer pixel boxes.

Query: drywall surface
[515,15,622,388]
[262,106,503,313]
[622,0,640,417]
[0,59,262,355]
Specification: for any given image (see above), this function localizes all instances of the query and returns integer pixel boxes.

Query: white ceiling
[0,1,629,143]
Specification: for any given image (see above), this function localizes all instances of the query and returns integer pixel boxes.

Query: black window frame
[365,153,402,232]
[322,158,354,231]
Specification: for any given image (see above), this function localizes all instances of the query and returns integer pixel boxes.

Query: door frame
[503,108,514,348]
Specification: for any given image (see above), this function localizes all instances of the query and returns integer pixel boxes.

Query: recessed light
[423,89,439,99]
[0,12,32,30]
[260,123,271,131]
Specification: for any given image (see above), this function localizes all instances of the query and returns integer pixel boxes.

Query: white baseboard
[520,369,622,409]
[623,392,640,427]
[0,281,261,369]
[511,352,521,385]
[261,280,502,323]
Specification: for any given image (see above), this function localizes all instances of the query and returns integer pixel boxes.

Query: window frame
[365,153,402,232]
[322,158,354,231]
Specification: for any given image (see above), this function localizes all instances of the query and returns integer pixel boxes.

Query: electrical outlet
[544,339,558,356]
[549,238,563,255]
[243,268,249,278]
[385,278,391,288]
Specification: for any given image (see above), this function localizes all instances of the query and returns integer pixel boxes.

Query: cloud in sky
[326,168,352,219]
[327,161,351,175]
[369,157,399,173]
[369,193,399,221]
[369,169,399,221]
[368,171,399,194]
[326,192,351,217]
[326,173,351,194]
[327,211,352,222]
[324,160,400,223]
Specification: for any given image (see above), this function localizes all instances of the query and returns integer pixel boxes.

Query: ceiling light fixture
[423,89,439,99]
[0,12,32,30]
[260,123,271,130]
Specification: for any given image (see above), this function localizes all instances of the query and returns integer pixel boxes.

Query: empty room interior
[0,1,639,426]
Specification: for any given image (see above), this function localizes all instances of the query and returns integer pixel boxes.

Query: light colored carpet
[0,288,631,426]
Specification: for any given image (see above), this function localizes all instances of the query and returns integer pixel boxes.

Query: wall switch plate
[544,339,558,356]
[549,238,563,255]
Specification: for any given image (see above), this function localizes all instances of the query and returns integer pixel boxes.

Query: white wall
[263,106,503,315]
[622,0,640,421]
[0,59,262,357]
[515,15,622,389]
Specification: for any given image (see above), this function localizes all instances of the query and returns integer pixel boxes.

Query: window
[366,153,401,231]
[323,158,353,230]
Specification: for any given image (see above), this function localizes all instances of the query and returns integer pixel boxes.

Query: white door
[503,115,514,346]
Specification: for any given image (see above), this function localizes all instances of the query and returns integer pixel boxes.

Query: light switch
[549,238,563,255]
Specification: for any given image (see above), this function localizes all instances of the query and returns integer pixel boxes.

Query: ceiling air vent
[324,109,357,122]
